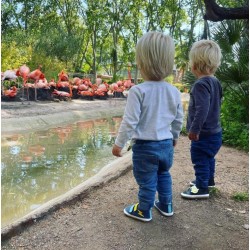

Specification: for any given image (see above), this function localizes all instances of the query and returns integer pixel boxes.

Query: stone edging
[1,108,125,134]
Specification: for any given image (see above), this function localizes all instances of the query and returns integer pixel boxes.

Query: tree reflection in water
[1,116,122,227]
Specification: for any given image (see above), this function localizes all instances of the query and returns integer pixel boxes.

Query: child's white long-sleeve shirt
[115,81,184,148]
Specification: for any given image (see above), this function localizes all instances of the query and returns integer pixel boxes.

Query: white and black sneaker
[181,185,209,199]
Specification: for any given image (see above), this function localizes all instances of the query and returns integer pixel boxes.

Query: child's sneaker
[154,200,173,216]
[123,203,152,222]
[181,185,209,199]
[190,178,215,188]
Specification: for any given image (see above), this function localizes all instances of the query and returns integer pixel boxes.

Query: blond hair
[189,40,222,75]
[136,31,175,81]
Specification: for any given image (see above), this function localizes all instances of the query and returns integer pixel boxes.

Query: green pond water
[1,116,122,227]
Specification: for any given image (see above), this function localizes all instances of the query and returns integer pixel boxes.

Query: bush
[221,122,249,151]
[221,93,249,151]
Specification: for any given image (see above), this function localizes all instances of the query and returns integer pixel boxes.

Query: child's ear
[192,64,197,71]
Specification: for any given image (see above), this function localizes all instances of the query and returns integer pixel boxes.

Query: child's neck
[196,73,214,79]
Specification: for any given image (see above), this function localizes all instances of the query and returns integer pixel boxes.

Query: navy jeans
[132,139,174,211]
[191,131,222,189]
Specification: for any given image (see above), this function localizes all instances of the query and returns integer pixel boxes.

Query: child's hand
[188,132,199,141]
[112,144,122,157]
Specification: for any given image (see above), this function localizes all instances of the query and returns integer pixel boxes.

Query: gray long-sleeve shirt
[115,81,184,148]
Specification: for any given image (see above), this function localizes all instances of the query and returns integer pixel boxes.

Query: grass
[209,187,220,197]
[231,192,249,202]
[209,188,249,201]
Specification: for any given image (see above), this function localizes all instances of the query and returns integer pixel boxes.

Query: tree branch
[203,0,249,22]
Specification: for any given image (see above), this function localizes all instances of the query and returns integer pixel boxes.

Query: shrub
[221,93,249,151]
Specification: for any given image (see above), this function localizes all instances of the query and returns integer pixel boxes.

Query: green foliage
[1,0,204,80]
[2,80,20,90]
[165,74,174,84]
[221,121,249,151]
[211,20,249,151]
[181,21,249,151]
[209,187,220,197]
[221,92,249,151]
[1,42,32,71]
[181,126,188,136]
[172,82,189,93]
[30,53,66,80]
[212,21,244,54]
[232,192,249,202]
[182,70,196,90]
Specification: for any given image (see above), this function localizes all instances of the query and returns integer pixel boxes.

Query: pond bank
[1,99,127,134]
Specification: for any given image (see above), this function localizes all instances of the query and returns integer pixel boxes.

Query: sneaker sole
[154,203,173,217]
[189,182,215,188]
[123,208,152,222]
[181,192,209,199]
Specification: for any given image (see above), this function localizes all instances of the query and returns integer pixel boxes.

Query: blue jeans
[132,139,174,211]
[191,132,222,189]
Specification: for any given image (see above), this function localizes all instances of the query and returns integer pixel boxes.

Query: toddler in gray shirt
[112,31,183,222]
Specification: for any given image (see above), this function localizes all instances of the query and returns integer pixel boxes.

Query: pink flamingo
[1,69,18,98]
[16,64,31,103]
[52,83,72,101]
[27,66,45,101]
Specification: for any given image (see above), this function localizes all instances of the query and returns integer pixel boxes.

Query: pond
[1,116,123,227]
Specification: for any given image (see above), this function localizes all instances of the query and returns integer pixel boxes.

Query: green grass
[209,187,220,197]
[231,192,249,202]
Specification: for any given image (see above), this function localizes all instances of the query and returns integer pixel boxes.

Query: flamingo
[78,89,94,96]
[78,86,95,100]
[28,66,45,101]
[1,70,18,96]
[58,70,69,81]
[2,70,18,81]
[123,79,134,89]
[48,79,56,89]
[72,77,83,87]
[16,64,30,84]
[28,145,46,156]
[94,82,109,98]
[3,86,17,98]
[56,70,70,93]
[57,81,70,88]
[78,83,89,91]
[16,64,31,103]
[36,79,49,89]
[83,78,92,87]
[95,78,102,85]
[52,82,72,101]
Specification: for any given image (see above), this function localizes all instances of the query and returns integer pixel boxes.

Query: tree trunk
[112,48,118,82]
[203,0,249,21]
[134,67,139,85]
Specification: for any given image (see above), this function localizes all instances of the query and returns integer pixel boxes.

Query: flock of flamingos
[1,65,135,101]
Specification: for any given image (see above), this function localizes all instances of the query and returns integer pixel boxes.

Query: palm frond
[211,20,245,54]
[182,70,196,89]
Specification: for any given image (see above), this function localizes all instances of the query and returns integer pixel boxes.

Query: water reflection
[1,116,122,227]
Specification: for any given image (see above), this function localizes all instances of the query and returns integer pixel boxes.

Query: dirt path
[1,99,249,250]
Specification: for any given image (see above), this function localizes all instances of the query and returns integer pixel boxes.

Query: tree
[105,0,132,81]
[213,20,249,150]
[203,0,249,21]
